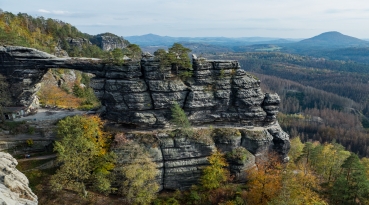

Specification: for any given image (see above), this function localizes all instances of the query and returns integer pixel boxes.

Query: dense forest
[204,52,369,157]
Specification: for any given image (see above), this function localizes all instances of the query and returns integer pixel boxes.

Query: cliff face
[0,46,290,190]
[94,53,281,130]
[115,125,288,190]
[90,33,130,51]
[0,152,38,205]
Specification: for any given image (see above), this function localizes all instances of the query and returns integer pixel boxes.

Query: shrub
[226,147,251,164]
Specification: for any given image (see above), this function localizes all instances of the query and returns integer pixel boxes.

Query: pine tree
[171,103,193,137]
[331,153,369,204]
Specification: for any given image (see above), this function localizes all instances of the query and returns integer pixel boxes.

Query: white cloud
[38,9,69,15]
[38,9,50,13]
[52,10,69,15]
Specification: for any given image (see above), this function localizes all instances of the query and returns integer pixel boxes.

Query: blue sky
[1,0,369,38]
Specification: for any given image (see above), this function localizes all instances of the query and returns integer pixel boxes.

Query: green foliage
[124,44,142,61]
[50,115,115,196]
[201,150,229,190]
[71,72,100,110]
[103,48,124,65]
[226,147,251,163]
[116,140,159,204]
[171,103,193,137]
[212,128,241,140]
[26,138,34,147]
[154,43,192,78]
[330,153,369,204]
[168,43,192,70]
[288,136,304,161]
[178,70,193,80]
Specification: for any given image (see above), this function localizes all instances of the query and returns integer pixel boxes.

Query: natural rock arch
[0,46,291,190]
[0,46,280,129]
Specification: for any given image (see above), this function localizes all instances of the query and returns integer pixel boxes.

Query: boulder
[0,152,38,205]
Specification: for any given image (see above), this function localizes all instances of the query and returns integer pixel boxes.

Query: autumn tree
[200,150,229,190]
[50,115,116,197]
[288,136,304,161]
[114,134,159,204]
[244,154,282,205]
[269,163,327,205]
[38,83,82,108]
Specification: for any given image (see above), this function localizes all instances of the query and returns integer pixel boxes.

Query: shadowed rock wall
[0,46,290,190]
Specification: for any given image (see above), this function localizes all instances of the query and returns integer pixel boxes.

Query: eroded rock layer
[116,123,288,190]
[0,46,290,190]
[0,46,280,130]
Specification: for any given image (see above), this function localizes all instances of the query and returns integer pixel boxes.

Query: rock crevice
[0,46,290,191]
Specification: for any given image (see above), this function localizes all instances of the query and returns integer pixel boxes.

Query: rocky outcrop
[90,33,129,51]
[117,124,288,190]
[65,37,92,51]
[0,152,38,205]
[0,46,283,130]
[0,46,290,190]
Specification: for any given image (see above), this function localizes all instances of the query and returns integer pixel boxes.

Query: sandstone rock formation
[90,33,129,51]
[116,123,287,190]
[0,152,38,205]
[0,46,290,190]
[65,37,92,50]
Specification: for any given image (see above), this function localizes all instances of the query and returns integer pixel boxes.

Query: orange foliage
[38,84,81,108]
[244,154,283,205]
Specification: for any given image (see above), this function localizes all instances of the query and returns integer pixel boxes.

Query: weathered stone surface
[185,90,215,108]
[0,152,38,205]
[160,135,215,190]
[148,80,188,92]
[131,112,157,126]
[123,92,153,110]
[0,46,284,130]
[267,123,291,161]
[152,91,189,109]
[105,79,147,92]
[0,47,290,191]
[91,33,129,51]
[66,37,91,50]
[117,123,289,190]
[240,129,273,161]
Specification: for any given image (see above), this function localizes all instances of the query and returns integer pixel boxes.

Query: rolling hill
[293,31,369,48]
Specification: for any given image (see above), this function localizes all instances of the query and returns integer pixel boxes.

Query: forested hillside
[0,10,145,110]
[0,10,136,59]
[204,52,369,157]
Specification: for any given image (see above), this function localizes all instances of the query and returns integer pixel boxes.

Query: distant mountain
[293,31,369,48]
[278,32,369,63]
[125,34,296,48]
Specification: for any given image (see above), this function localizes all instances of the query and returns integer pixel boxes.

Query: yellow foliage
[38,84,81,108]
[201,150,229,190]
[244,155,282,205]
